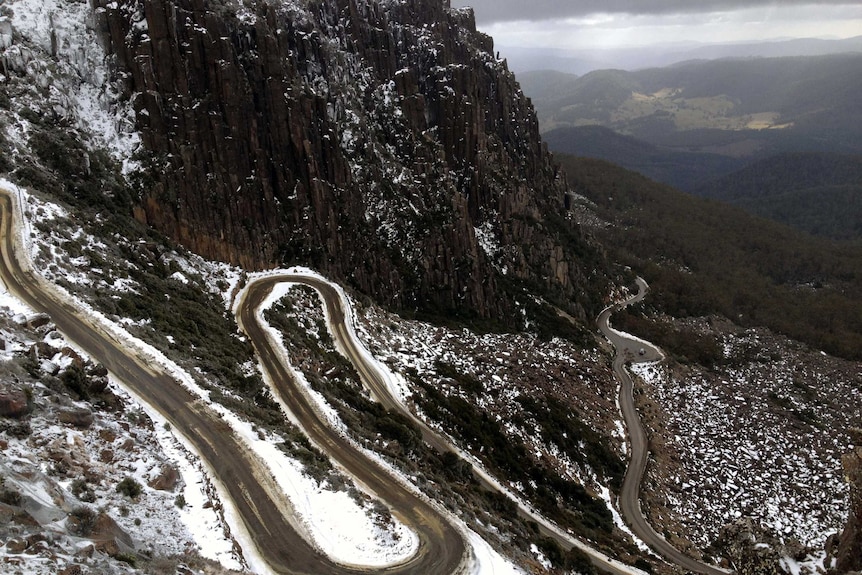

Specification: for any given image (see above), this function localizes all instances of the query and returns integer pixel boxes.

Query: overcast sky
[450,1,862,50]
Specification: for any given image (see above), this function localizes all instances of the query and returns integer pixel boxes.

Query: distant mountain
[543,125,743,192]
[521,69,639,132]
[695,153,862,241]
[517,70,582,101]
[518,54,862,159]
[659,36,862,65]
[498,47,612,76]
[501,35,862,74]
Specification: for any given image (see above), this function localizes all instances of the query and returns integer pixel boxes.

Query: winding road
[599,279,730,575]
[239,273,651,575]
[0,188,466,575]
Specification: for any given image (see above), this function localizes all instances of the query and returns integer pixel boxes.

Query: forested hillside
[521,54,862,159]
[560,155,862,360]
[695,152,862,241]
[543,125,742,192]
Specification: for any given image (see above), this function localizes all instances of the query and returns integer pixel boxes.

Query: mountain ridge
[499,35,862,74]
[519,53,862,159]
[542,125,743,192]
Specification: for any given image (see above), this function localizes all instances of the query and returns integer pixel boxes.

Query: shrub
[116,477,142,499]
[115,552,137,567]
[565,546,597,574]
[71,479,96,503]
[68,506,97,536]
[61,365,91,399]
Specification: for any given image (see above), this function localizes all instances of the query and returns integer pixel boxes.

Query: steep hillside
[90,0,609,324]
[0,0,611,328]
[558,155,862,361]
[3,2,861,574]
[695,152,862,241]
[559,156,862,571]
[0,5,634,570]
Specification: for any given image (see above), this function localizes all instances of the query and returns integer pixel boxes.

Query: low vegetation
[116,477,143,499]
[413,374,616,539]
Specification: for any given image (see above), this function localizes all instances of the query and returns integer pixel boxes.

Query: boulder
[75,543,95,558]
[24,314,51,330]
[148,464,180,492]
[58,408,94,428]
[714,517,783,575]
[5,537,27,554]
[90,512,135,558]
[0,387,30,418]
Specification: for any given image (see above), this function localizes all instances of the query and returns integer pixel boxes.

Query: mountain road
[598,278,730,575]
[1,184,728,575]
[0,189,467,575]
[238,273,653,575]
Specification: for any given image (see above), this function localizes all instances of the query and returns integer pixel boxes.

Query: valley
[520,55,862,243]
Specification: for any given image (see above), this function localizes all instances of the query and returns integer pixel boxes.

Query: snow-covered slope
[1,0,139,172]
[1,183,458,574]
[0,280,243,574]
[1,1,859,574]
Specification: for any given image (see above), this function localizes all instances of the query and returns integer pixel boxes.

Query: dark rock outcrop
[93,0,609,322]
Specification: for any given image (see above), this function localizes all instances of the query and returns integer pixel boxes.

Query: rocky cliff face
[91,0,607,320]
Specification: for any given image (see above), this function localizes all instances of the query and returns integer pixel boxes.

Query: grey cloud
[450,1,854,23]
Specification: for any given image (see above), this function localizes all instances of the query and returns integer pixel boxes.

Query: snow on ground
[4,0,141,171]
[210,384,420,568]
[5,191,422,571]
[596,485,651,554]
[0,304,244,573]
[240,267,414,403]
[629,319,859,564]
[463,529,524,575]
[0,281,34,317]
[349,293,622,490]
[12,186,507,571]
[123,391,246,571]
